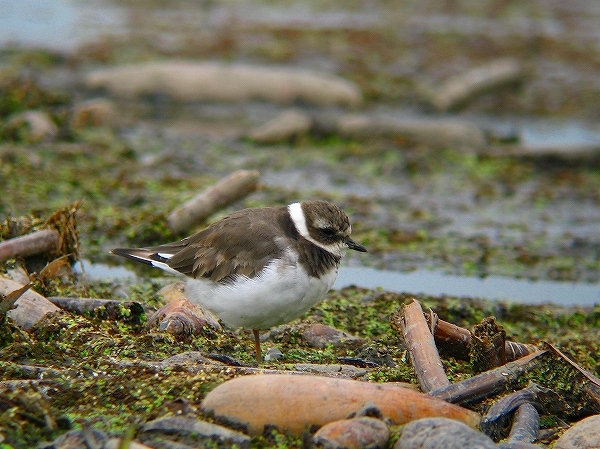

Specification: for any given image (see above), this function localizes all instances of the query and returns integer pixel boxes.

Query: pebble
[140,416,251,448]
[201,374,480,435]
[292,363,371,378]
[553,414,600,449]
[264,347,284,362]
[104,438,155,449]
[146,296,222,335]
[394,417,496,449]
[70,98,118,129]
[313,417,390,449]
[4,110,58,142]
[302,323,366,349]
[39,428,107,449]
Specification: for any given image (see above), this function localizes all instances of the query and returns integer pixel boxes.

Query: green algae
[1,21,600,446]
[1,285,599,447]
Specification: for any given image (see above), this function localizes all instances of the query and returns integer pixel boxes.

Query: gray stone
[395,417,496,449]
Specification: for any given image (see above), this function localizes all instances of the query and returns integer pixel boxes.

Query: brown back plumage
[112,201,359,284]
[150,206,295,282]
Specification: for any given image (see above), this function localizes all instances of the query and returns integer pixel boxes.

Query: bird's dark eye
[321,228,336,236]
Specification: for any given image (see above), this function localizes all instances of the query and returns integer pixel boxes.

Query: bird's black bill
[345,237,367,252]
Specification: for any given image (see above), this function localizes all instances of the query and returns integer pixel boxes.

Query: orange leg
[253,329,262,363]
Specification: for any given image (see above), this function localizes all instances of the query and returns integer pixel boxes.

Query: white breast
[184,252,338,329]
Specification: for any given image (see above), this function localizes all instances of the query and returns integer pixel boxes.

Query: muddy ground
[1,0,600,447]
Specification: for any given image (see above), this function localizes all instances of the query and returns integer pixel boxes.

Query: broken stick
[0,229,59,262]
[428,350,548,405]
[168,170,260,234]
[400,299,450,392]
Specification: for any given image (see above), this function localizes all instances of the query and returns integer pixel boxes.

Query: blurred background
[2,0,600,304]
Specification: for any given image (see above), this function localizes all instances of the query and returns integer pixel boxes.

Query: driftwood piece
[471,316,509,370]
[583,382,600,409]
[0,202,80,264]
[480,382,544,438]
[0,229,59,262]
[430,58,524,111]
[0,278,60,330]
[422,313,537,362]
[426,314,472,360]
[399,299,450,392]
[168,170,260,234]
[85,61,362,107]
[482,142,600,160]
[428,350,548,405]
[247,110,313,143]
[47,297,145,324]
[0,280,33,317]
[507,403,540,444]
[336,114,486,149]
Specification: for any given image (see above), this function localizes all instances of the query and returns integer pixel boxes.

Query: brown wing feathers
[157,207,289,282]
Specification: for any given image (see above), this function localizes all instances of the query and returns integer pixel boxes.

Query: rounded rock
[313,417,389,449]
[395,417,496,449]
[554,414,600,449]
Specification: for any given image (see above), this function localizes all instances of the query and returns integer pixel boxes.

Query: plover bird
[111,200,367,362]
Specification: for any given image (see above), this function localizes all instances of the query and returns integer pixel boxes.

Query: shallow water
[75,261,600,307]
[335,266,600,306]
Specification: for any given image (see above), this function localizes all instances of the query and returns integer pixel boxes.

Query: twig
[400,299,450,392]
[507,403,540,444]
[47,297,145,324]
[168,170,260,234]
[0,229,59,262]
[428,350,548,405]
[543,342,600,387]
[424,313,538,362]
[430,58,523,111]
[480,382,544,438]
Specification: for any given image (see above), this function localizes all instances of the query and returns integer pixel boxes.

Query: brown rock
[554,414,600,449]
[147,296,221,335]
[201,374,480,435]
[313,417,389,449]
[302,323,365,349]
[70,98,117,129]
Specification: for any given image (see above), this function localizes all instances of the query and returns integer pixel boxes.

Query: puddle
[520,120,600,148]
[74,260,138,280]
[75,260,600,307]
[335,266,600,307]
[0,0,125,51]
